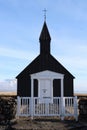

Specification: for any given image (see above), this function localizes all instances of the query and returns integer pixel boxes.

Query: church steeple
[39,21,51,54]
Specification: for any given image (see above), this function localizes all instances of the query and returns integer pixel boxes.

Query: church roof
[16,54,74,78]
[39,21,51,42]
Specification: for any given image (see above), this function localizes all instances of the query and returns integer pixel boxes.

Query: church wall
[17,73,31,97]
[53,79,61,97]
[64,77,74,96]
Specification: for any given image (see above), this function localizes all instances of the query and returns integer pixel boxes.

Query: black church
[16,21,74,100]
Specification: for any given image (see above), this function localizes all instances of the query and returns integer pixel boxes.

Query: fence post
[30,77,34,119]
[74,96,78,121]
[17,96,20,117]
[61,97,65,120]
[30,97,34,119]
[63,97,65,118]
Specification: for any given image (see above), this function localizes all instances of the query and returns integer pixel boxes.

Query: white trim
[31,70,64,79]
[61,78,64,98]
[38,79,40,98]
[51,79,53,99]
[30,70,64,104]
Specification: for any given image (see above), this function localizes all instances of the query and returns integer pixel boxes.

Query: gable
[16,54,74,79]
[31,70,64,79]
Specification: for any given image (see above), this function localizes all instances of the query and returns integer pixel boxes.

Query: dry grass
[0,91,17,96]
[11,117,87,130]
[0,91,87,97]
[74,93,87,97]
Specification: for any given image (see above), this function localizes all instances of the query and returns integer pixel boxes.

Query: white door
[39,79,52,103]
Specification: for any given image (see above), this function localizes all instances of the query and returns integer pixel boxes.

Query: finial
[43,8,47,21]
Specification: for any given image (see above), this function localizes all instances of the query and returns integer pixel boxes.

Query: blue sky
[0,0,87,93]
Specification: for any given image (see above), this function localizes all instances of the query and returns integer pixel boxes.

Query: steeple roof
[39,21,51,42]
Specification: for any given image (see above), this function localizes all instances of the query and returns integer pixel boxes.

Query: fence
[17,96,78,121]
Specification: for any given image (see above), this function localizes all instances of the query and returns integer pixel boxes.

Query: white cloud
[74,79,87,94]
[0,79,17,92]
[0,46,37,60]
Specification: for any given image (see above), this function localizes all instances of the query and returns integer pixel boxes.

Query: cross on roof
[43,9,47,21]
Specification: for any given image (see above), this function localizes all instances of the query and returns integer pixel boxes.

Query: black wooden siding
[16,53,74,97]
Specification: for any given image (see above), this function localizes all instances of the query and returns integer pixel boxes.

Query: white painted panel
[39,79,52,103]
[40,79,51,98]
[44,79,51,97]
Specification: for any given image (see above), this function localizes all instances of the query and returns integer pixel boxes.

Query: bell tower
[39,21,51,55]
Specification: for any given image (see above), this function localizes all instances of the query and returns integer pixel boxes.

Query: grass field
[0,91,87,97]
[0,91,17,96]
